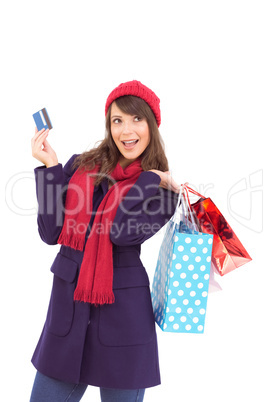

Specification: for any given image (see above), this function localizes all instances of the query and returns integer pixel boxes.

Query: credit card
[33,108,53,131]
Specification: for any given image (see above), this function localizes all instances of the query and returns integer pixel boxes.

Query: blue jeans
[30,371,146,401]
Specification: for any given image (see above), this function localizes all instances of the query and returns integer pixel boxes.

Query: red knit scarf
[57,158,143,305]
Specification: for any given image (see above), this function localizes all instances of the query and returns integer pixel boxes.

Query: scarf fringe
[58,232,85,251]
[74,288,115,306]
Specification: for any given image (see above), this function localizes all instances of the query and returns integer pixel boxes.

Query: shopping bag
[151,188,213,333]
[187,186,252,276]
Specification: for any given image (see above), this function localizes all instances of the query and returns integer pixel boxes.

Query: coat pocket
[46,252,78,337]
[98,267,155,347]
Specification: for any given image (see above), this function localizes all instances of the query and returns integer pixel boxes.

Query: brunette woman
[30,80,180,402]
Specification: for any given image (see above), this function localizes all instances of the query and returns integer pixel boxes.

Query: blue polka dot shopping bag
[151,186,213,333]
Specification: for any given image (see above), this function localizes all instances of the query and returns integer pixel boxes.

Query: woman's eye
[113,118,121,124]
[134,116,142,122]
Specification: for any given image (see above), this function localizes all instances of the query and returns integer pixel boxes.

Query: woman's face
[110,102,150,168]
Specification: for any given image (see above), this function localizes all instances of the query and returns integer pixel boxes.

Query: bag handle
[172,184,185,225]
[184,185,205,199]
[182,192,199,232]
[172,184,199,231]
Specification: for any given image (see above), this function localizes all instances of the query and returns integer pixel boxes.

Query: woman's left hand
[148,170,180,193]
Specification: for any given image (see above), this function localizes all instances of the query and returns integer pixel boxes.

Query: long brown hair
[72,95,169,186]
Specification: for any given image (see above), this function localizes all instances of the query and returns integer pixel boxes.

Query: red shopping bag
[184,186,252,276]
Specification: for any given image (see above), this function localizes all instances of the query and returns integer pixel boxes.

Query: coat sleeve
[34,154,79,245]
[110,171,179,246]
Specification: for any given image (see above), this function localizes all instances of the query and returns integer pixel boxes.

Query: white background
[1,1,267,401]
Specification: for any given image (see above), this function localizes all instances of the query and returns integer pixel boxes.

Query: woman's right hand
[31,127,58,168]
[148,169,180,193]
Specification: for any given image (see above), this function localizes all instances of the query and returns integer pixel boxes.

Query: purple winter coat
[31,154,179,390]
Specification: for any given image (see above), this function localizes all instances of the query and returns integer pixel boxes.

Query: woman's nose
[122,119,135,134]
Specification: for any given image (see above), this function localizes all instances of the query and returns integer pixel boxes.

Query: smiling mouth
[121,139,139,149]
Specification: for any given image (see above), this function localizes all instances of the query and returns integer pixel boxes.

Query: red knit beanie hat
[105,80,161,127]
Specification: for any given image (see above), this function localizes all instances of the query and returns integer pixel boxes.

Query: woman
[30,80,180,402]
